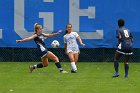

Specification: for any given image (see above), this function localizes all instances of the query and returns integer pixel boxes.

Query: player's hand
[56,30,62,34]
[81,43,85,47]
[16,40,22,43]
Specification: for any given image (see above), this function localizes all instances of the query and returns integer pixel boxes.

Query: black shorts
[117,43,133,55]
[41,50,49,58]
[116,49,133,55]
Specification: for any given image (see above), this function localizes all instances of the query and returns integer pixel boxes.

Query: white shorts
[67,47,80,54]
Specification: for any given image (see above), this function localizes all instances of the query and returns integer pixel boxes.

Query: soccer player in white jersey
[64,24,85,73]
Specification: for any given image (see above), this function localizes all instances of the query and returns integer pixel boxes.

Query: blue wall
[0,0,140,48]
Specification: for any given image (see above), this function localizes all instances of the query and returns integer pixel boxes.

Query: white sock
[71,62,77,71]
[33,64,37,69]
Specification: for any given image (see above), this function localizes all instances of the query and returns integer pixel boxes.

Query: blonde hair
[34,23,38,33]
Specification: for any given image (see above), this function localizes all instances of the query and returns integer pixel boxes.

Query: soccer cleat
[29,65,34,73]
[71,70,77,73]
[112,72,119,78]
[60,70,68,73]
[124,74,128,78]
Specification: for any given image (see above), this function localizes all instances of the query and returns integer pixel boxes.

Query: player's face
[66,25,72,33]
[37,25,42,34]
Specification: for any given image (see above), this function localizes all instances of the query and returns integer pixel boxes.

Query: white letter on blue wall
[0,29,2,39]
[14,0,54,39]
[14,0,33,39]
[40,0,54,33]
[69,0,103,39]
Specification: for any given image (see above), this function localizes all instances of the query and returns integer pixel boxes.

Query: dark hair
[65,30,68,35]
[65,24,72,34]
[118,19,125,27]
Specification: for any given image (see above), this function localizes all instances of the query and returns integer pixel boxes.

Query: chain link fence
[0,48,139,62]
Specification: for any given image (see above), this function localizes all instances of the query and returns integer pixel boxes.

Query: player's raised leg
[29,56,49,73]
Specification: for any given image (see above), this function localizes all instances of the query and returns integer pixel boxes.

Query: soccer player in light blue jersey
[64,24,85,73]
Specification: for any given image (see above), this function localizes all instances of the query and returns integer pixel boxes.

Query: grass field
[0,62,140,93]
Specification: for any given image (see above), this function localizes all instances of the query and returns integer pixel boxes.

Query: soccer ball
[51,40,60,48]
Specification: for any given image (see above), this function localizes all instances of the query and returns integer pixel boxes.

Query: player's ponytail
[34,23,38,33]
[65,30,68,35]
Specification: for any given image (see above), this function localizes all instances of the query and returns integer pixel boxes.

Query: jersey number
[123,30,129,38]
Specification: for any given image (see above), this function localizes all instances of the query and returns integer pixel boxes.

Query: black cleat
[71,70,77,73]
[112,72,119,78]
[124,74,128,78]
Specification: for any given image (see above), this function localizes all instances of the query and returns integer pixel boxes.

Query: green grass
[0,62,140,93]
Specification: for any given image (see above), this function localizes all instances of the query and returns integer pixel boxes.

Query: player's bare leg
[74,53,79,64]
[29,57,49,73]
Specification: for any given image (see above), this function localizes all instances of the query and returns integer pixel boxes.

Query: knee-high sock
[33,63,43,69]
[114,61,119,73]
[124,63,129,75]
[55,62,63,71]
[71,62,77,71]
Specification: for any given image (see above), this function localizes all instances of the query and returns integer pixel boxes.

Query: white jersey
[64,32,79,53]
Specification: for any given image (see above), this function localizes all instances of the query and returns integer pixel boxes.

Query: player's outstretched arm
[16,34,37,43]
[43,30,62,38]
[77,36,85,46]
